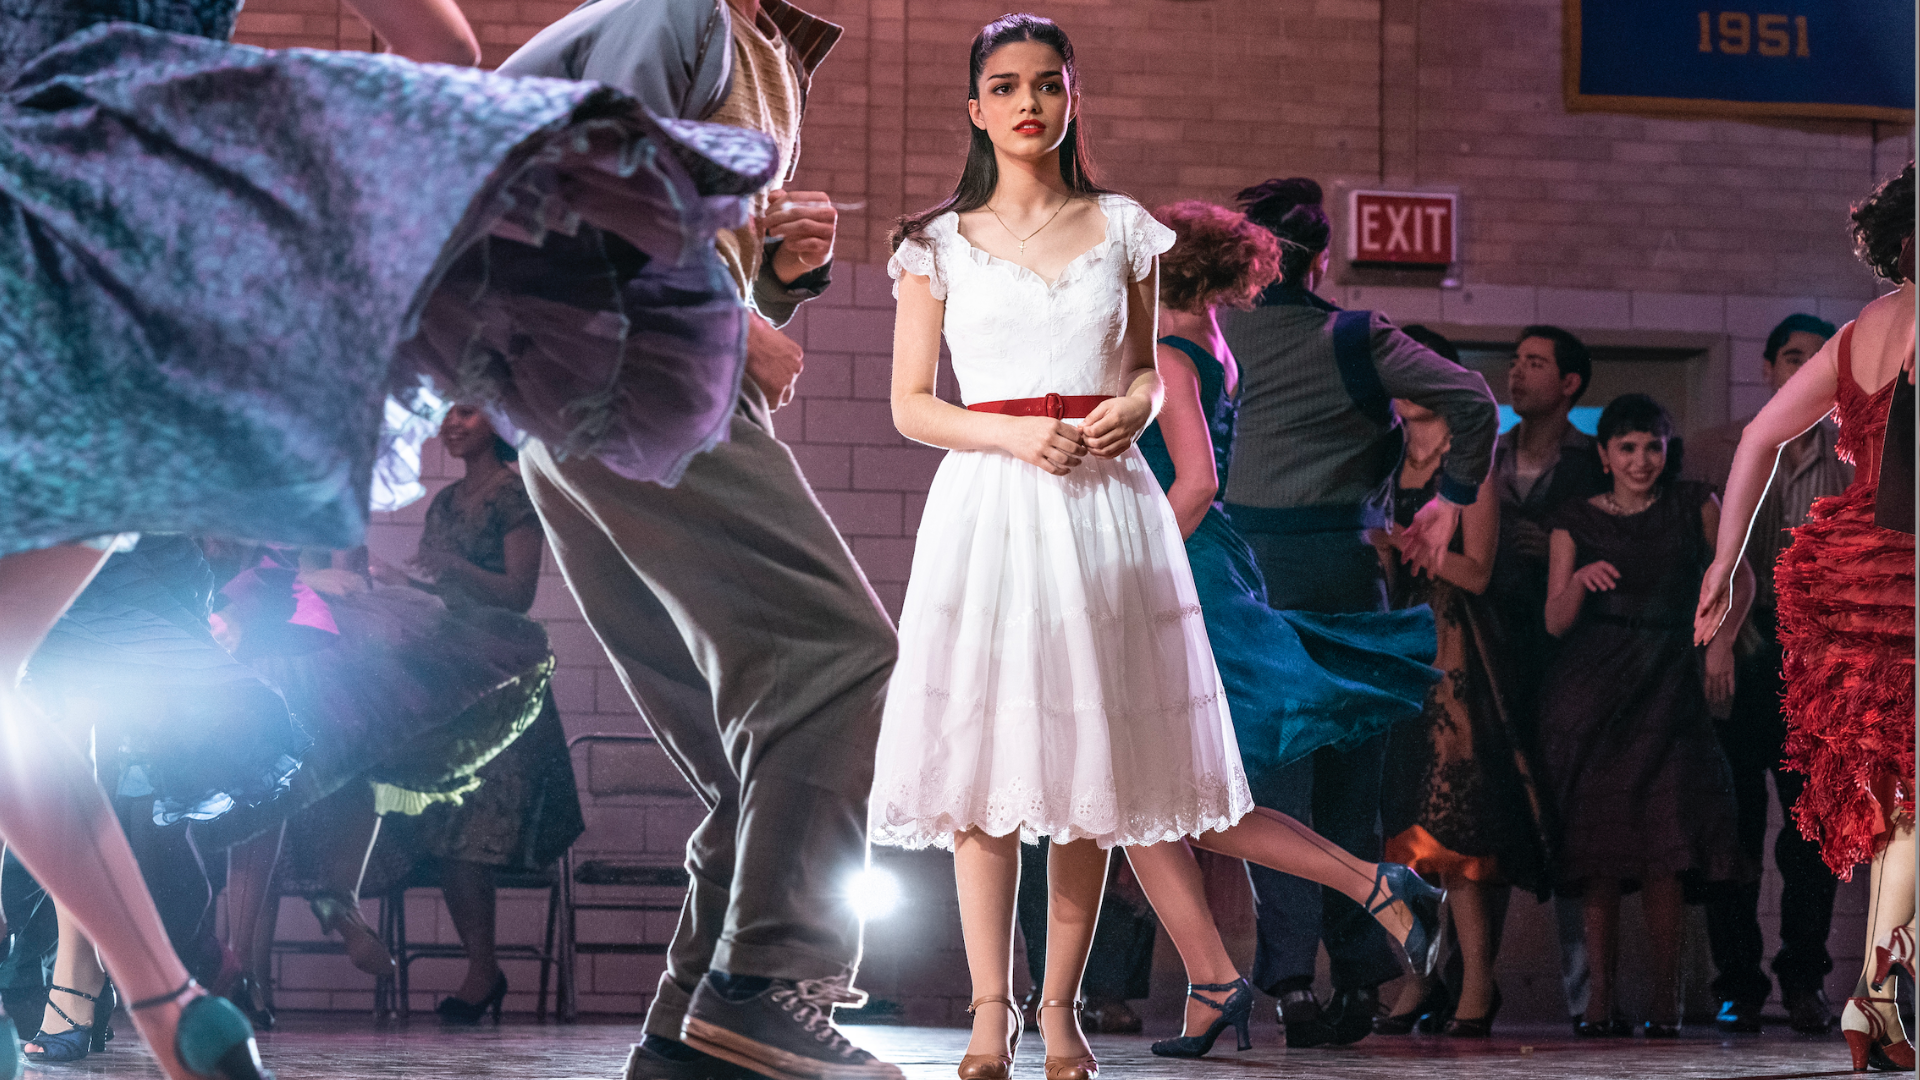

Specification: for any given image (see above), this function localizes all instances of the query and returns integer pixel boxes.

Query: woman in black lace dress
[1377,329,1551,1038]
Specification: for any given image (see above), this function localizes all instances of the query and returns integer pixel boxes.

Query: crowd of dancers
[0,2,1912,1080]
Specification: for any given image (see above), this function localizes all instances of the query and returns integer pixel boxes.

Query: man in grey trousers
[500,3,902,1078]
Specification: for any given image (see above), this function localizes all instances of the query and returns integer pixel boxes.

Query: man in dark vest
[1219,178,1498,1045]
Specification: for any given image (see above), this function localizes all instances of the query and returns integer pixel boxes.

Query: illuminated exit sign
[1348,190,1457,266]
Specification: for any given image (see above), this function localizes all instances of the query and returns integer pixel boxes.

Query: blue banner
[1567,1,1914,121]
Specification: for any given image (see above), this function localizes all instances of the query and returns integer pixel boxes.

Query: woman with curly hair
[1119,200,1444,1059]
[1696,162,1916,1071]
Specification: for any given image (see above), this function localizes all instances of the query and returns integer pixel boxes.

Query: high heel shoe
[957,996,1020,1079]
[24,980,115,1062]
[309,891,396,977]
[1874,926,1916,991]
[1444,986,1502,1038]
[1151,976,1252,1058]
[1038,999,1098,1080]
[130,980,273,1080]
[1843,995,1915,1071]
[226,974,275,1032]
[1373,977,1448,1035]
[1365,863,1445,979]
[435,971,507,1025]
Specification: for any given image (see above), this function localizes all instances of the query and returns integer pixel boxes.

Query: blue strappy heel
[24,981,113,1062]
[1150,977,1253,1058]
[1367,863,1446,979]
[129,980,273,1080]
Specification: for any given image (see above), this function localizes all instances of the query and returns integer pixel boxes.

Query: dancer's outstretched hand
[1397,496,1461,571]
[1004,417,1086,476]
[1694,559,1735,645]
[1081,396,1151,458]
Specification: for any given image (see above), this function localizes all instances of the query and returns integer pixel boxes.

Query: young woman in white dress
[870,14,1444,1079]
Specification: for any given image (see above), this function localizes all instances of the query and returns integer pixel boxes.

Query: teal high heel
[1366,863,1446,980]
[130,980,273,1080]
[1150,977,1253,1058]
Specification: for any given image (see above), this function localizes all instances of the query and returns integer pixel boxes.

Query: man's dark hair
[1236,178,1329,284]
[1518,324,1592,404]
[1763,313,1837,363]
[1400,324,1461,366]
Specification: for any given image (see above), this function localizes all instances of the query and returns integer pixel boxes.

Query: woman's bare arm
[1693,331,1842,641]
[1082,267,1165,458]
[347,0,481,65]
[1153,341,1217,539]
[1409,474,1497,594]
[890,271,1086,474]
[1543,528,1584,637]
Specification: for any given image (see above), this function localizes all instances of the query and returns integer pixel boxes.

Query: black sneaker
[1784,988,1836,1034]
[681,974,904,1080]
[624,1039,764,1080]
[1714,998,1764,1034]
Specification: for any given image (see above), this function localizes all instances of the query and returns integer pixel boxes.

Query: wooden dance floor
[42,1015,1859,1079]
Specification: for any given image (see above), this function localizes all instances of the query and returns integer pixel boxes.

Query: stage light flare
[846,865,902,921]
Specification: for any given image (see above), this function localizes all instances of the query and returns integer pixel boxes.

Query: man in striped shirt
[1687,314,1847,1037]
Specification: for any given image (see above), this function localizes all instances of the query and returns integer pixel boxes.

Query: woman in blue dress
[1121,200,1444,1057]
[0,0,772,1074]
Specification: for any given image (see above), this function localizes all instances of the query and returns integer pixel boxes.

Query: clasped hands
[1005,398,1151,476]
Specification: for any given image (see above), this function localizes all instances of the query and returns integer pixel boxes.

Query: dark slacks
[1239,529,1401,994]
[1702,616,1837,1004]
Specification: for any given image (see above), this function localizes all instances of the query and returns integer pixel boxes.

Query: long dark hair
[890,13,1112,250]
[1236,178,1330,284]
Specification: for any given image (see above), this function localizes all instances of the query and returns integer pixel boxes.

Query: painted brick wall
[228,0,1902,1022]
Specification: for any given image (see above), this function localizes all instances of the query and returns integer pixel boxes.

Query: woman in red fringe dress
[1697,163,1915,1073]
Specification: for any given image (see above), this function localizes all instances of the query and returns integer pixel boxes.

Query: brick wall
[229,0,1904,1022]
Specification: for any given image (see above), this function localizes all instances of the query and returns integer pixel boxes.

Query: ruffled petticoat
[869,445,1252,851]
[0,22,774,557]
[26,536,307,824]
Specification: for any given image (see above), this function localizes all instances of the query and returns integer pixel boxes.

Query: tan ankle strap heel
[957,996,1021,1080]
[1037,1000,1097,1080]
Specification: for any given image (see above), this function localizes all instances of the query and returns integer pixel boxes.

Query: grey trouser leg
[521,394,896,1041]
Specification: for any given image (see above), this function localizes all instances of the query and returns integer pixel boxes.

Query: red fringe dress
[1775,322,1916,879]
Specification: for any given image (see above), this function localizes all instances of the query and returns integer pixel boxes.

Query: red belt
[966,394,1112,419]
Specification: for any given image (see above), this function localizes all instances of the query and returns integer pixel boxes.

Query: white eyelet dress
[867,194,1253,851]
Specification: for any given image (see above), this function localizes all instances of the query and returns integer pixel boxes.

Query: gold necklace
[986,196,1072,253]
[1603,489,1656,515]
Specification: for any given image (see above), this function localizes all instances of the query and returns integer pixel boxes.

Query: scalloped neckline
[945,197,1116,289]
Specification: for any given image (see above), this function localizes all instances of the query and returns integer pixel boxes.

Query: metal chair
[379,863,562,1021]
[556,733,693,1022]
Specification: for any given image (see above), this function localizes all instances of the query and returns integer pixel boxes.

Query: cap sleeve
[1121,198,1176,283]
[888,223,947,301]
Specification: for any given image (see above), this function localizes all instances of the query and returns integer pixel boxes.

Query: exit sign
[1348,190,1457,266]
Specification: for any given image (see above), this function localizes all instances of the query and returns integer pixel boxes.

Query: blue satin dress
[1136,336,1439,776]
